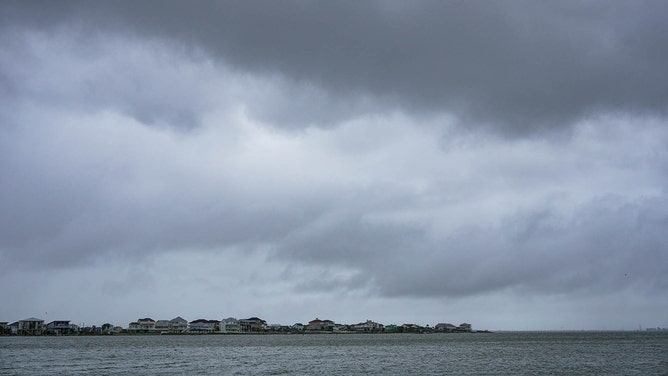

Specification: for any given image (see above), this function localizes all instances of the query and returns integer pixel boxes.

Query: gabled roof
[190,319,210,324]
[188,319,219,325]
[243,317,265,322]
[309,318,334,324]
[21,317,44,322]
[170,316,187,323]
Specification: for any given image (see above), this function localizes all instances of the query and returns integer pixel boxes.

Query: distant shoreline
[1,330,495,337]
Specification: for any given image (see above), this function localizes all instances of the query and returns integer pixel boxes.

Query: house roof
[309,318,335,324]
[243,317,265,322]
[21,317,44,322]
[190,319,214,324]
[47,320,70,325]
[191,319,216,324]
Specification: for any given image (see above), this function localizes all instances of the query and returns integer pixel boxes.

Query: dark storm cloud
[278,194,668,298]
[3,1,668,133]
[0,28,213,130]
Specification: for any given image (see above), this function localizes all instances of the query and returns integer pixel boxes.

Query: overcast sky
[1,0,667,330]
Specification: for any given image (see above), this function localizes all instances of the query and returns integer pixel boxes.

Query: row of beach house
[0,317,472,336]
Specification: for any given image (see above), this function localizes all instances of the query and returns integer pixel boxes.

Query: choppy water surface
[1,332,667,375]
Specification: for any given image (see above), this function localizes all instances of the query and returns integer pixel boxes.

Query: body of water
[1,331,667,375]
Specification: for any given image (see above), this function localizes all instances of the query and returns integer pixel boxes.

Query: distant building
[266,324,286,332]
[128,318,157,333]
[138,318,156,332]
[385,324,398,332]
[352,320,384,333]
[82,325,102,335]
[8,322,19,335]
[400,323,423,333]
[46,320,71,335]
[306,318,335,331]
[18,318,44,335]
[239,317,266,332]
[458,323,472,332]
[155,320,170,332]
[332,324,350,333]
[220,318,241,333]
[292,323,305,331]
[168,317,188,333]
[0,322,8,335]
[128,321,140,332]
[189,319,220,333]
[434,323,457,332]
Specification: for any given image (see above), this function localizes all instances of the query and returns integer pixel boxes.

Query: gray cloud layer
[1,1,667,328]
[2,0,668,133]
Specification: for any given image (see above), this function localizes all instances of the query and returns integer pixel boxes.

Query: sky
[1,0,667,331]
